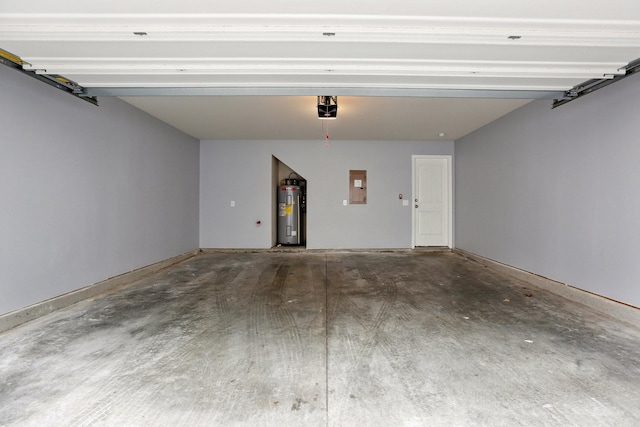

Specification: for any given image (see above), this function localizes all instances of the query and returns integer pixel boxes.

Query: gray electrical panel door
[277,185,301,244]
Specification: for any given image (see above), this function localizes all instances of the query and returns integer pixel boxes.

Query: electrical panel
[349,170,367,204]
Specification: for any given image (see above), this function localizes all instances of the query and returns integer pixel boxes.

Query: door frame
[411,155,453,249]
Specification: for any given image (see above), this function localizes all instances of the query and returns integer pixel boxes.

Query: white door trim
[411,155,453,249]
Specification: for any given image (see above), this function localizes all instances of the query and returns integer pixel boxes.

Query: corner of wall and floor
[0,63,200,328]
[454,71,640,312]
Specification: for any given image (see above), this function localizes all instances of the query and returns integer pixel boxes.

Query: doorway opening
[272,156,307,248]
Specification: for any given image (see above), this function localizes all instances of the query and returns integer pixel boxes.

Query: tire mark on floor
[248,262,304,385]
[343,260,398,358]
[67,262,243,426]
[328,256,436,418]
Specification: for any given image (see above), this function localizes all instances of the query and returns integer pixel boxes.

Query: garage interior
[2,1,640,425]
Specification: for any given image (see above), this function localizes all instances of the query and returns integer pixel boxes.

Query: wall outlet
[402,200,409,206]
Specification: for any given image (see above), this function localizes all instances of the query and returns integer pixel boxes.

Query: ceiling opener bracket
[0,48,98,106]
[553,57,640,109]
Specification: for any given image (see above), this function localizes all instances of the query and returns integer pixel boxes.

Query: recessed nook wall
[273,156,307,247]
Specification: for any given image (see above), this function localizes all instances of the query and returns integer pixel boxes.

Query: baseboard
[0,249,199,333]
[455,249,640,327]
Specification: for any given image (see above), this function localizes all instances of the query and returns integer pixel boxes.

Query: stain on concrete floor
[1,251,640,426]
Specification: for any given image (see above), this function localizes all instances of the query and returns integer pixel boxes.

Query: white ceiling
[119,96,531,141]
[1,1,639,140]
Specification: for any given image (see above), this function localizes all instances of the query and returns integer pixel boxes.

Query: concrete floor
[2,251,640,426]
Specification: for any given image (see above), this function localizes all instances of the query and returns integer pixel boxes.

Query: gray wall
[200,140,453,249]
[0,66,200,316]
[455,72,640,307]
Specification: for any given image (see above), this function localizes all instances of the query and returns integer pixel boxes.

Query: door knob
[415,204,419,208]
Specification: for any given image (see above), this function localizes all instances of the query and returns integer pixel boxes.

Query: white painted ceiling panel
[1,1,639,140]
[64,75,584,93]
[2,0,640,20]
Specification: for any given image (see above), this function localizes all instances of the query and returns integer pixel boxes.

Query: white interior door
[413,156,452,247]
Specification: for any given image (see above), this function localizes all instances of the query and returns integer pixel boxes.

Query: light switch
[230,200,235,207]
[343,200,348,206]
